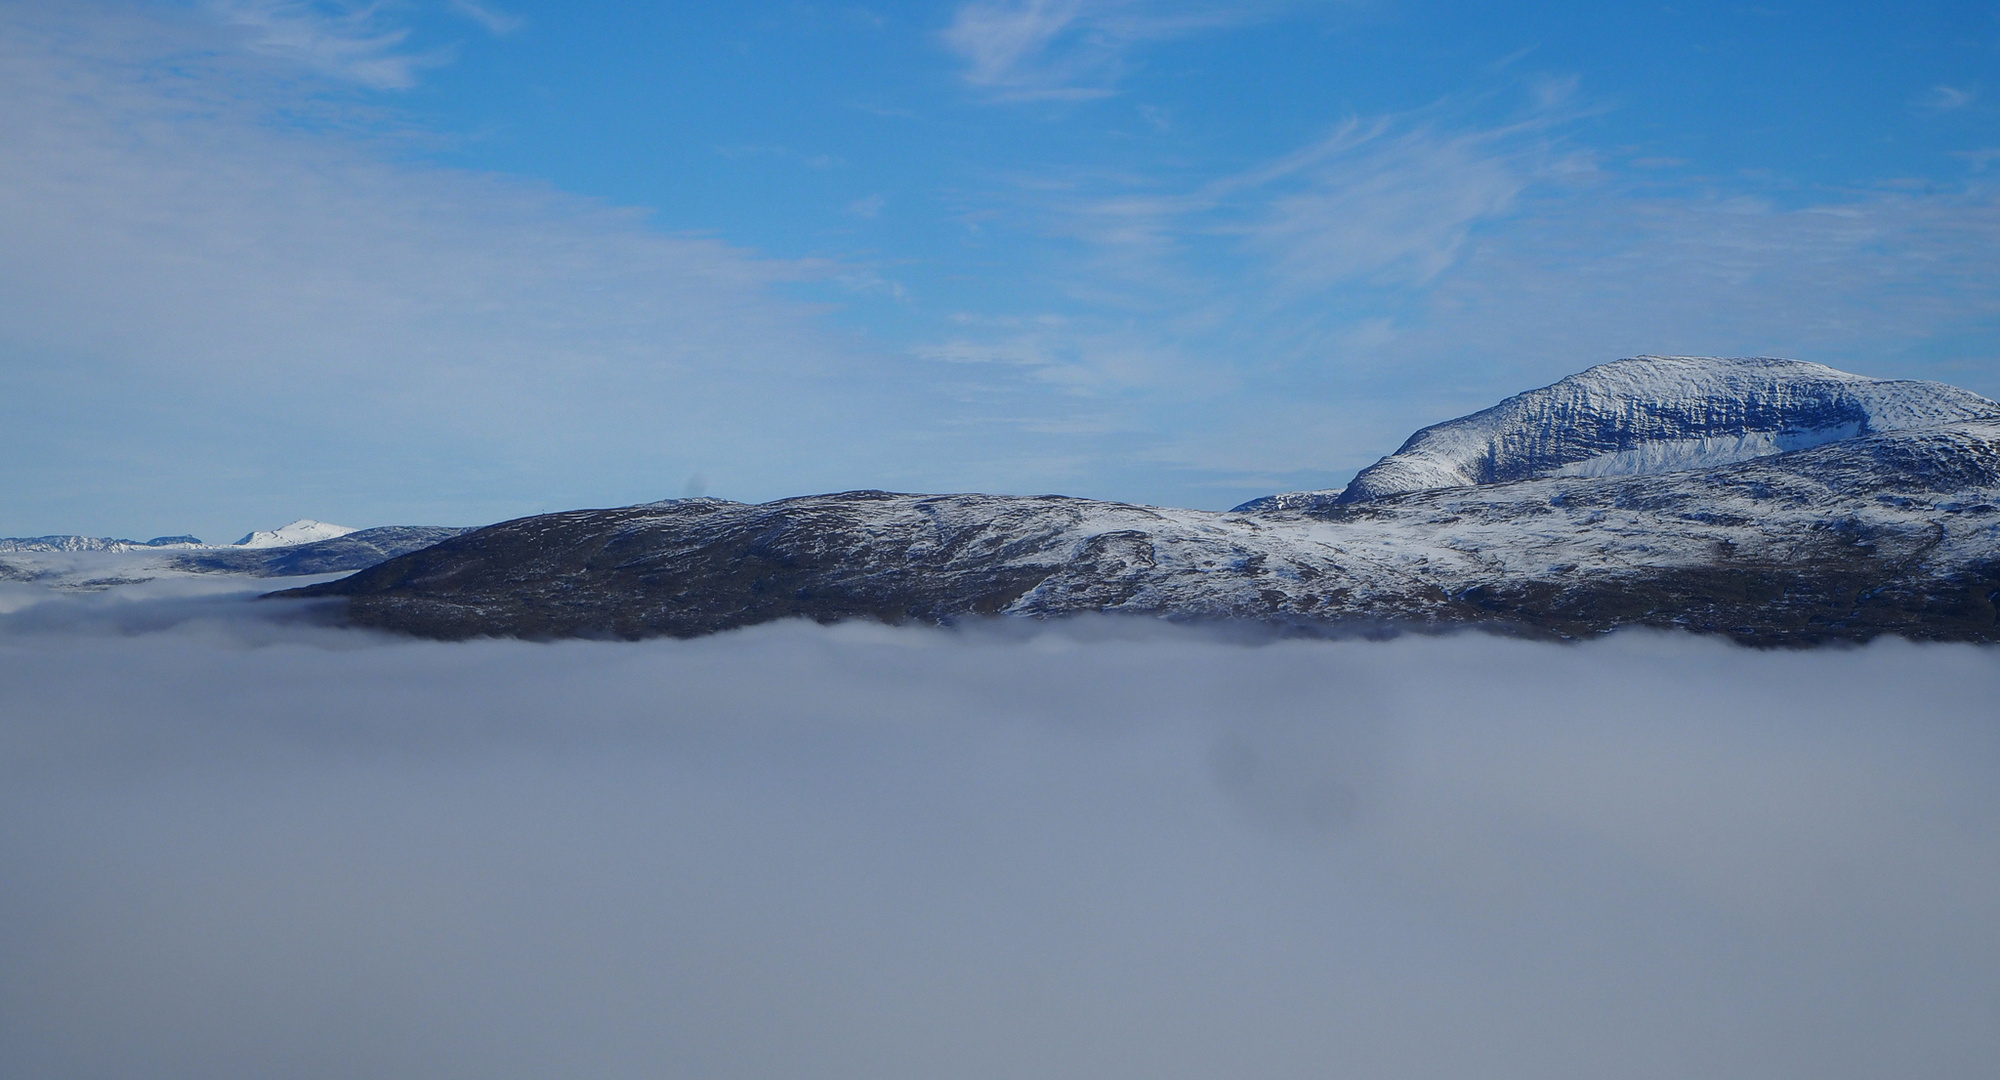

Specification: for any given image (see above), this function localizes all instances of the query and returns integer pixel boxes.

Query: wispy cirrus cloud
[1010,94,1586,307]
[944,0,1097,99]
[204,0,521,89]
[942,0,1303,101]
[1230,117,1567,291]
[1954,147,2000,172]
[206,0,445,89]
[1921,84,1977,111]
[447,0,521,36]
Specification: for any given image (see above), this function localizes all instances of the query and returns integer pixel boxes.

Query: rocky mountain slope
[279,357,2000,645]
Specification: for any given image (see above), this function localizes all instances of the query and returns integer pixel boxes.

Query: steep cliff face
[1236,356,2000,512]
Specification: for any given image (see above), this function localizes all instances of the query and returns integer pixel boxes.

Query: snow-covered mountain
[0,534,203,553]
[1,523,467,592]
[175,526,469,576]
[1237,356,2000,512]
[234,519,359,548]
[282,357,2000,645]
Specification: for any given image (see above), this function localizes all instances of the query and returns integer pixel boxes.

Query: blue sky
[1,0,1997,539]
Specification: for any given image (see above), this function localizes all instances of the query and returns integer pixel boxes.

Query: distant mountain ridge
[4,519,365,554]
[0,534,203,553]
[172,526,470,577]
[1,523,471,587]
[281,356,2000,645]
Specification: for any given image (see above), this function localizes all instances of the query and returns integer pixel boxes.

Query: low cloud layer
[2,595,1996,1079]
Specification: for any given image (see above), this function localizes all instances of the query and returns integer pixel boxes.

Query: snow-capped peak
[233,519,358,548]
[1335,356,1999,504]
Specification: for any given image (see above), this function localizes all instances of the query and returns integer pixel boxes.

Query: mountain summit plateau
[1241,355,2000,510]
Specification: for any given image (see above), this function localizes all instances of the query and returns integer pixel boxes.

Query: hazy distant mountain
[280,357,2000,645]
[1,523,471,588]
[173,526,472,577]
[0,534,203,553]
[233,519,358,548]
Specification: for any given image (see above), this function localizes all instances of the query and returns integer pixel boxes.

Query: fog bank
[2,602,1996,1079]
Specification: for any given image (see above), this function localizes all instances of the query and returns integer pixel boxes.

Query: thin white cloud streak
[929,106,1579,369]
[943,0,1303,101]
[1923,84,1976,110]
[206,0,449,89]
[447,0,522,36]
[1240,123,1536,288]
[1227,116,1560,290]
[1005,94,1592,301]
[946,0,1099,98]
[1955,147,2000,172]
[0,601,1997,1079]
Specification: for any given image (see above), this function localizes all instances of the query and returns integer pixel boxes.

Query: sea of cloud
[2,588,1996,1079]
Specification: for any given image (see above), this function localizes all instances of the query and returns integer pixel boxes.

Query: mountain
[172,526,472,577]
[1236,356,2000,512]
[277,358,2000,645]
[2,519,370,555]
[0,534,203,553]
[1,524,470,590]
[233,519,358,548]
